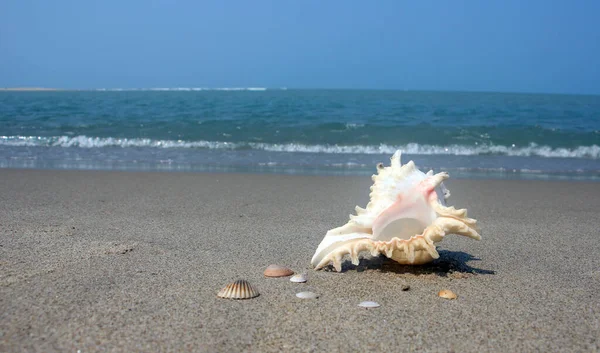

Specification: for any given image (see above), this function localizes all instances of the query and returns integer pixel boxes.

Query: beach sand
[1,169,599,352]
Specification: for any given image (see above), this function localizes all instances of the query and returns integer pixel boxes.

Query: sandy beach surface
[1,169,599,352]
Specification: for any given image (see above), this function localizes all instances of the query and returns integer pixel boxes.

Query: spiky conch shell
[217,279,260,299]
[311,150,481,272]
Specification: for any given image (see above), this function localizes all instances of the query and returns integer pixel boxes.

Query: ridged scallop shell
[217,279,259,299]
[311,150,481,272]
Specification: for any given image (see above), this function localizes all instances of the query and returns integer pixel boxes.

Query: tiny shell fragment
[217,279,259,299]
[358,301,380,308]
[438,289,457,299]
[296,291,319,299]
[290,273,307,283]
[264,264,294,277]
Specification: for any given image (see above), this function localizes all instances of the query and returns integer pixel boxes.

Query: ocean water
[1,89,599,180]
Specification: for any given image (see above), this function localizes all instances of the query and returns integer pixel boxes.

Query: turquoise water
[1,89,599,179]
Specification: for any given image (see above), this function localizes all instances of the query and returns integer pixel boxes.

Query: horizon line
[0,86,598,97]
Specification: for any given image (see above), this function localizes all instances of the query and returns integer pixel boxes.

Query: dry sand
[1,169,599,352]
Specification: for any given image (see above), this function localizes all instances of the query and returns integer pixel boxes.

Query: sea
[1,88,599,180]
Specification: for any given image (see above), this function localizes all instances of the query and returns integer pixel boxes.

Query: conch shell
[311,151,481,271]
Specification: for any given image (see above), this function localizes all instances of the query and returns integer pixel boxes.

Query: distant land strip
[0,87,62,91]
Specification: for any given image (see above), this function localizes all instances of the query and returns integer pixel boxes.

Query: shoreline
[0,165,599,183]
[1,169,599,351]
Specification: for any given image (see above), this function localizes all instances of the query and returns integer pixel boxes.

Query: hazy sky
[1,0,599,94]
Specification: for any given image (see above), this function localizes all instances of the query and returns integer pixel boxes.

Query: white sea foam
[1,136,598,159]
[250,142,600,158]
[0,136,238,149]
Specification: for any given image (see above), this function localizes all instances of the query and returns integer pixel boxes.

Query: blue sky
[1,0,599,94]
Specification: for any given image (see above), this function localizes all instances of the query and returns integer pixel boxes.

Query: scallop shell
[290,273,307,283]
[217,279,259,299]
[264,264,294,277]
[358,301,380,308]
[296,291,319,299]
[438,289,458,300]
[311,150,481,272]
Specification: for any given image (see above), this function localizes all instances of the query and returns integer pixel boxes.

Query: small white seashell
[358,301,380,308]
[217,279,259,299]
[296,291,319,299]
[290,273,307,283]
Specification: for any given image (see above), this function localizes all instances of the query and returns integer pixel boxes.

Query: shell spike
[420,237,440,259]
[433,171,450,184]
[350,248,360,265]
[333,253,343,272]
[407,243,415,263]
[425,243,440,259]
[440,182,451,200]
[385,246,394,258]
[391,150,402,169]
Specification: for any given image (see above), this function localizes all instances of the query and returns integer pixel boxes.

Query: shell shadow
[330,250,495,276]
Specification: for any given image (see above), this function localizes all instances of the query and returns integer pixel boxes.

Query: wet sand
[1,169,599,352]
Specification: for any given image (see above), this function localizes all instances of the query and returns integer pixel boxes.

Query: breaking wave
[1,135,599,159]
